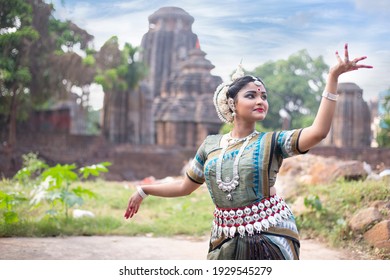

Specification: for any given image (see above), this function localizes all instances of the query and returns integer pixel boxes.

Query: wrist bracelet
[322,91,338,101]
[136,185,148,199]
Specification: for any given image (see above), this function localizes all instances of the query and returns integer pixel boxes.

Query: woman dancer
[124,44,372,259]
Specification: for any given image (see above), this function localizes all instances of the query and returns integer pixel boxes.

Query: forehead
[240,81,267,93]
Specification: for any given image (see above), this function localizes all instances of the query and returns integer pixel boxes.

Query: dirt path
[0,235,360,260]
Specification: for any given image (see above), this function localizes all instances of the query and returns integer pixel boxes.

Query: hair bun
[231,63,244,81]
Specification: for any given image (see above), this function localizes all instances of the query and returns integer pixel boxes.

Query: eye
[245,93,255,99]
[261,94,268,101]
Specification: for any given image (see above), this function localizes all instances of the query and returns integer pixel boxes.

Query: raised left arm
[298,43,373,152]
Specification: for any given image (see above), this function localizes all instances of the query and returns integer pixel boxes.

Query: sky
[47,0,390,108]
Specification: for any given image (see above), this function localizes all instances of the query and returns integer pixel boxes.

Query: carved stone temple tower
[139,7,222,146]
[322,82,371,147]
[155,47,222,147]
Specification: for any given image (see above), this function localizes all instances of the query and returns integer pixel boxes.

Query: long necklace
[216,130,259,200]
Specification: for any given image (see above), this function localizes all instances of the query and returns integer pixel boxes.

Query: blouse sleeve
[276,128,308,158]
[186,139,207,184]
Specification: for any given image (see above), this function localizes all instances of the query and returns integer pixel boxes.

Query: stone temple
[137,7,222,147]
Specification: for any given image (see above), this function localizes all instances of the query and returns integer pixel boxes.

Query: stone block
[349,207,382,233]
[363,220,390,252]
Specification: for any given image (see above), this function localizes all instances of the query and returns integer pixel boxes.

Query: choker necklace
[216,131,259,200]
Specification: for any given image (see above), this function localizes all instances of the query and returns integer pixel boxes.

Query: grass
[293,177,389,259]
[0,177,389,258]
[0,178,215,238]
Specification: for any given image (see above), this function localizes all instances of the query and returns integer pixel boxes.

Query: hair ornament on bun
[213,62,245,123]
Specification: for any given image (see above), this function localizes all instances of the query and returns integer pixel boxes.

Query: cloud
[354,0,390,14]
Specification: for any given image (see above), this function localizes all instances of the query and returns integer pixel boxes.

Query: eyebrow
[244,90,267,95]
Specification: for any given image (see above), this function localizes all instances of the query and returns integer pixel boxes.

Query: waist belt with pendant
[212,194,293,238]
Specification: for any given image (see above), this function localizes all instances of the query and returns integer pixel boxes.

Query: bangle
[136,185,148,199]
[322,91,338,101]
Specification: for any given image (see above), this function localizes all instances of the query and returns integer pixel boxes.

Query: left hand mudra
[332,43,373,76]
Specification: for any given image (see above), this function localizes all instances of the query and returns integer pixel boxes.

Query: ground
[0,235,362,260]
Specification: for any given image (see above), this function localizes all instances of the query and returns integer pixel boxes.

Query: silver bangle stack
[136,185,148,199]
[322,91,338,101]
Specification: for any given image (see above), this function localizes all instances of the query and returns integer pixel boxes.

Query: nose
[256,95,264,104]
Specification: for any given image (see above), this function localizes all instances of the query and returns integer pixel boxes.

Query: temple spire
[195,38,201,49]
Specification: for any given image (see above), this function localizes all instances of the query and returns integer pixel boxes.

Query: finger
[344,43,349,62]
[124,200,141,219]
[124,203,134,219]
[125,208,135,219]
[351,57,373,69]
[335,51,343,63]
[353,56,369,63]
[124,207,132,219]
[356,64,373,69]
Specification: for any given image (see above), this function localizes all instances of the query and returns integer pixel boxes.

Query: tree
[93,36,123,140]
[1,0,97,139]
[249,49,329,130]
[0,0,39,148]
[27,0,96,136]
[94,38,147,143]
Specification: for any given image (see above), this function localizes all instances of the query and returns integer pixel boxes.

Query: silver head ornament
[213,63,245,123]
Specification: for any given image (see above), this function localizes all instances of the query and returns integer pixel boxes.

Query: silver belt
[212,194,293,238]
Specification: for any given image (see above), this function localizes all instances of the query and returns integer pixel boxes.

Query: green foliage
[0,190,27,224]
[79,162,111,179]
[48,18,83,52]
[250,49,328,130]
[94,42,147,93]
[0,0,34,28]
[83,54,96,66]
[0,0,39,144]
[377,93,390,147]
[304,195,323,212]
[0,152,111,228]
[35,162,110,220]
[13,152,48,187]
[295,178,389,247]
[377,121,390,147]
[0,179,214,237]
[0,0,38,88]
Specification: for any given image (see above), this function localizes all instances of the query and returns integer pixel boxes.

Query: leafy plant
[13,152,48,187]
[0,190,27,224]
[304,194,323,213]
[31,162,111,220]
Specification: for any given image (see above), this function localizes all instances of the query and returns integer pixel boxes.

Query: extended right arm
[124,175,202,219]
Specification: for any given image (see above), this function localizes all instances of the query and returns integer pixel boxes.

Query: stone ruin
[322,82,371,147]
[137,7,222,147]
[154,47,222,147]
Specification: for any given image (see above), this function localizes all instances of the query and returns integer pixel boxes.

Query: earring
[228,98,235,110]
[232,111,236,118]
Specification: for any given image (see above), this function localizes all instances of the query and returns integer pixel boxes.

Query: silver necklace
[216,131,259,200]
